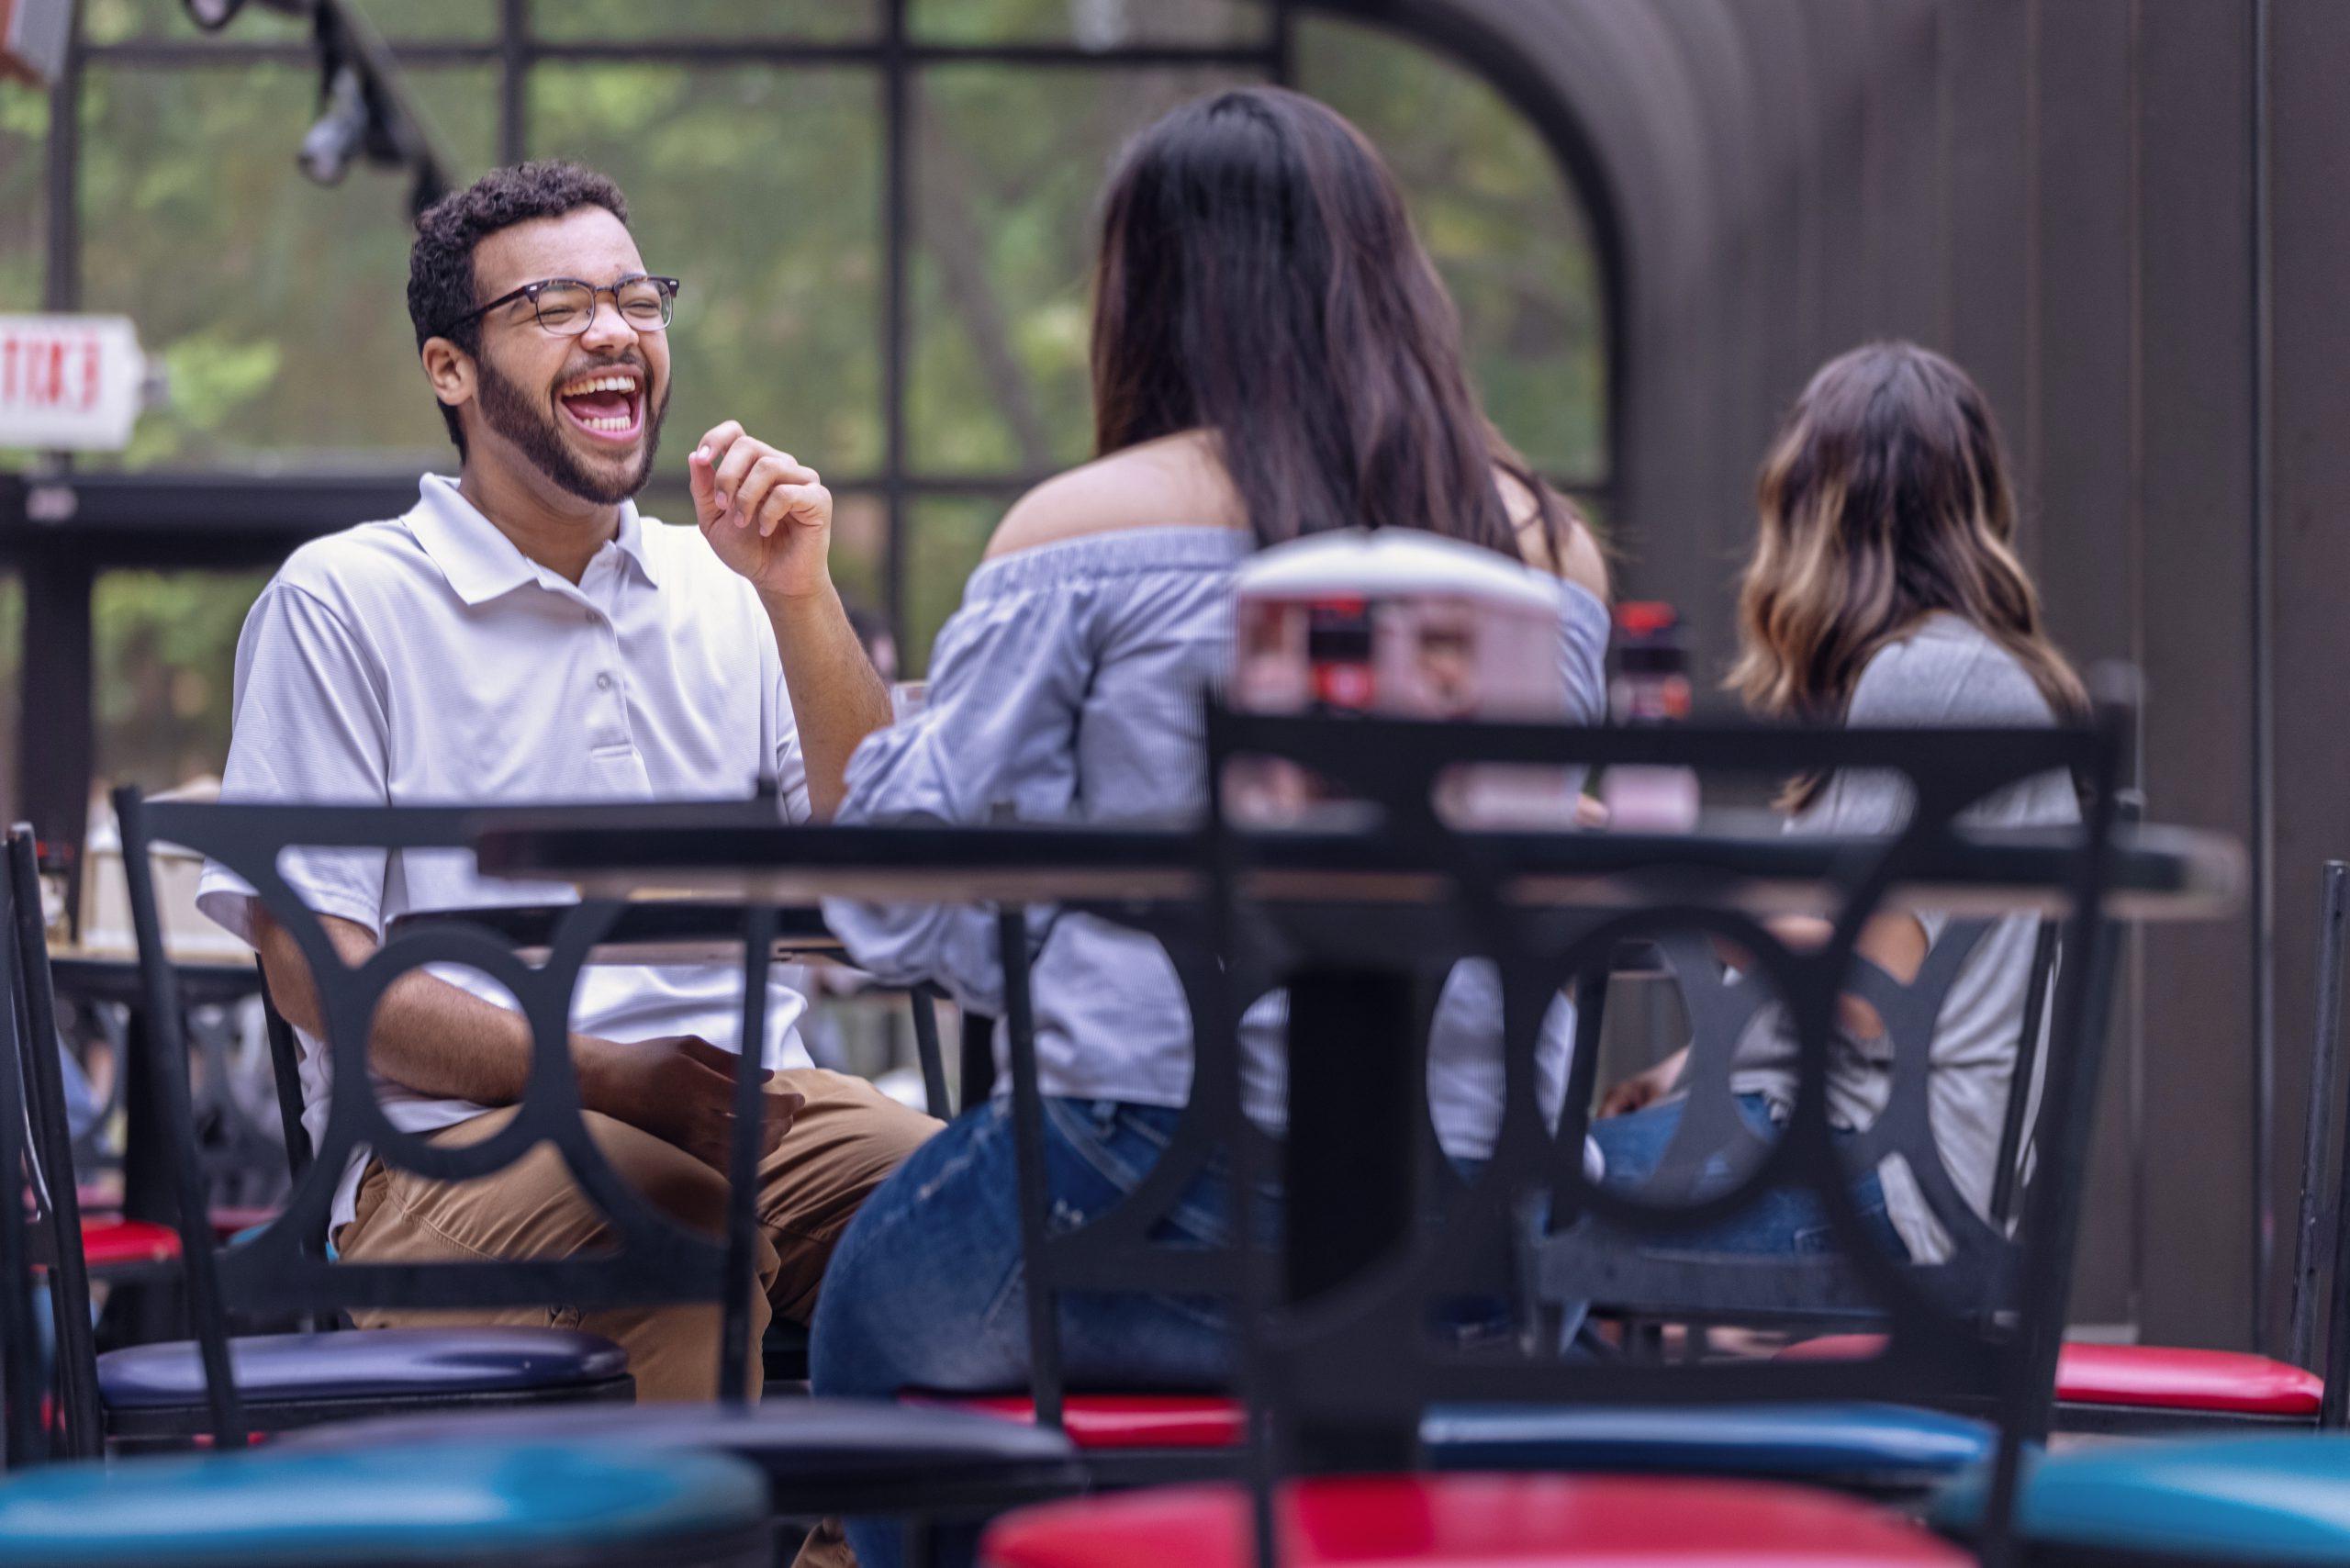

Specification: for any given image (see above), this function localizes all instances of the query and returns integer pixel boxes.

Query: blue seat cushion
[1932,1435,2350,1564]
[0,1439,767,1566]
[96,1328,628,1410]
[282,1397,1087,1512]
[1424,1402,1997,1484]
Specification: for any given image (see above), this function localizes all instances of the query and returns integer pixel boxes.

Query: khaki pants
[336,1067,938,1403]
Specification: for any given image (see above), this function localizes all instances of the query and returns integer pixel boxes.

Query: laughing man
[196,161,936,1400]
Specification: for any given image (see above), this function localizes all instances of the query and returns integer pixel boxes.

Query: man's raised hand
[690,421,835,602]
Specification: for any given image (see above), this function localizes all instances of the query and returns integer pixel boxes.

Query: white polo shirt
[196,475,814,1233]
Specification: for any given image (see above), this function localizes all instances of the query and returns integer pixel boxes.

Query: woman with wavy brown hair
[1598,340,2084,1264]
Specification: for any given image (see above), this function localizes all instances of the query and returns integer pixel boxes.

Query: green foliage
[0,88,45,312]
[908,64,1257,476]
[534,0,871,41]
[1298,18,1606,480]
[530,64,885,475]
[911,0,1266,46]
[82,0,492,42]
[904,495,1003,675]
[71,62,498,472]
[91,569,271,793]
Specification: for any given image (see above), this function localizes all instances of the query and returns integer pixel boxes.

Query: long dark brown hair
[1731,342,2086,807]
[1090,86,1563,562]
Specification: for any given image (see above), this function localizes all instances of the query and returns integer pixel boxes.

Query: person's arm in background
[1596,914,1928,1117]
[690,422,891,819]
[199,580,792,1173]
[1598,636,1959,1118]
[818,461,1156,1014]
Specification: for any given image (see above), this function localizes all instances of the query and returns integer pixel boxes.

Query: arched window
[0,0,1611,828]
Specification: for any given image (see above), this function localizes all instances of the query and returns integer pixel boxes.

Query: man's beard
[475,349,668,506]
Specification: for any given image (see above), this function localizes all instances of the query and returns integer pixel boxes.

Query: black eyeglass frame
[438,273,683,339]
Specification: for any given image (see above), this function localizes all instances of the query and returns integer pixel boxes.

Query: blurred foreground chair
[1791,858,2350,1434]
[261,899,955,1391]
[139,791,1080,1548]
[0,831,777,1566]
[980,700,2132,1568]
[912,921,1993,1506]
[1930,1433,2350,1567]
[894,905,1258,1492]
[6,824,633,1456]
[2048,857,2350,1431]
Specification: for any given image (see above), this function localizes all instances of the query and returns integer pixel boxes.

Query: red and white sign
[0,315,149,450]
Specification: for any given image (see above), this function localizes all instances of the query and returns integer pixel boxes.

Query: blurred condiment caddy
[1228,528,1580,827]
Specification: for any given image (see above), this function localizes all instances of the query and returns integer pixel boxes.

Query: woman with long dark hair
[806,85,1606,1551]
[1595,340,2084,1263]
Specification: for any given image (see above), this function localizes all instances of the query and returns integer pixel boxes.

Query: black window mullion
[881,0,912,659]
[498,0,529,165]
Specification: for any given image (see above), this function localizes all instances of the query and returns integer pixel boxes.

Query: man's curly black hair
[408,160,630,455]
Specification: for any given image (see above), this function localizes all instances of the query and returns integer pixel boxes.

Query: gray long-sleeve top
[1731,613,2081,1260]
[824,525,1613,1159]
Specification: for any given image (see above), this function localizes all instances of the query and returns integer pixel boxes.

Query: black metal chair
[0,824,782,1567]
[5,825,636,1453]
[258,901,955,1392]
[1787,857,2350,1437]
[938,862,2034,1497]
[2039,857,2350,1433]
[890,904,1262,1491]
[121,792,1080,1551]
[979,700,2132,1568]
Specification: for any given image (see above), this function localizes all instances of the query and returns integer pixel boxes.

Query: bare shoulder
[1496,467,1610,601]
[985,431,1245,560]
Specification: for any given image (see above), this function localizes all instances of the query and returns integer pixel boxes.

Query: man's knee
[578,1110,733,1237]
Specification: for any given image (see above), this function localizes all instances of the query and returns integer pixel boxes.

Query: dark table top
[469,804,2243,924]
[49,949,263,1007]
[386,902,845,965]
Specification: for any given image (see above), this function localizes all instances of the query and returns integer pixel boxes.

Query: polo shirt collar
[407,474,660,605]
[609,499,664,589]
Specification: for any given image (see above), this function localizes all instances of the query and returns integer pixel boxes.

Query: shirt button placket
[588,590,636,761]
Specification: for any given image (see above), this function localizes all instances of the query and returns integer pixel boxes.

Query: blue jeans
[1585,1093,1908,1259]
[810,1096,1241,1568]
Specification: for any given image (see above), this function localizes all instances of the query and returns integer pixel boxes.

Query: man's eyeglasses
[441,274,682,339]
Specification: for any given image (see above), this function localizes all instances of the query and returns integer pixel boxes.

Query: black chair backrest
[112,791,783,1445]
[2299,860,2350,1422]
[1986,919,2060,1228]
[1,827,109,1464]
[253,963,316,1184]
[1198,700,2130,1568]
[987,899,1265,1432]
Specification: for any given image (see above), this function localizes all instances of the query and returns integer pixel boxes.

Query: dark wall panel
[2031,0,2143,1327]
[1942,0,2033,528]
[2124,0,2260,1349]
[1806,0,1874,367]
[2263,0,2350,1355]
[1856,0,1946,342]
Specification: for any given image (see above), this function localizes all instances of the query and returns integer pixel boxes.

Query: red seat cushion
[1774,1335,1883,1363]
[75,1219,180,1271]
[2052,1343,2322,1416]
[907,1394,1246,1450]
[981,1473,1970,1567]
[1776,1333,2323,1417]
